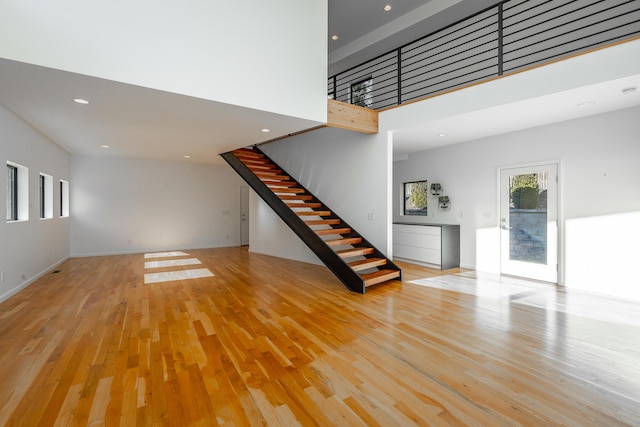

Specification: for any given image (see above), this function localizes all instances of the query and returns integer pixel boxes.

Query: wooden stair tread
[247,164,278,171]
[265,181,298,188]
[337,247,374,258]
[271,188,305,193]
[286,202,322,209]
[240,158,271,166]
[315,227,350,235]
[361,269,401,287]
[254,171,286,178]
[279,195,313,201]
[304,219,341,225]
[348,258,387,271]
[326,237,362,246]
[297,211,331,217]
[233,149,263,159]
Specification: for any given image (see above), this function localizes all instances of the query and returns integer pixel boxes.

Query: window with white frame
[6,161,28,222]
[7,164,17,220]
[60,179,69,217]
[40,173,53,219]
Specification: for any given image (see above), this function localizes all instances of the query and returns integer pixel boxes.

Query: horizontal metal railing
[328,0,640,110]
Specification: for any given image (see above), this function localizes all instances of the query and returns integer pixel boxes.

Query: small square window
[350,77,373,108]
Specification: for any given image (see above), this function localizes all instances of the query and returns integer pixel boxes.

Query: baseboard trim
[70,244,238,258]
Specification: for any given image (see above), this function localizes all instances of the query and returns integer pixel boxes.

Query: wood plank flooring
[1,247,639,426]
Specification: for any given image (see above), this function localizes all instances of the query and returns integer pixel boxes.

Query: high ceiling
[1,1,638,165]
[328,0,498,76]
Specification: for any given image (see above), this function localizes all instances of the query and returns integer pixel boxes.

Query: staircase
[221,147,401,294]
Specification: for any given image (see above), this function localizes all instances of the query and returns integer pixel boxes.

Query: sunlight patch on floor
[408,273,551,300]
[144,258,201,269]
[144,251,190,259]
[144,268,214,284]
[143,251,213,284]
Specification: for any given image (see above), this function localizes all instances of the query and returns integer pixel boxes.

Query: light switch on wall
[367,213,374,220]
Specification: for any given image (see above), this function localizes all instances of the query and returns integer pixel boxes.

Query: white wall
[249,190,320,265]
[394,107,640,301]
[0,0,327,123]
[253,126,392,264]
[70,156,245,256]
[0,106,70,302]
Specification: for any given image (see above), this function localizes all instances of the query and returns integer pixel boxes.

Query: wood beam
[326,99,378,134]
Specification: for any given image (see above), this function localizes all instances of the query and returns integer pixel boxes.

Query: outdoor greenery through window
[509,172,548,264]
[404,181,428,216]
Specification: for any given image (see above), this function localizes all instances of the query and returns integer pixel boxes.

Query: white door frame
[498,161,562,284]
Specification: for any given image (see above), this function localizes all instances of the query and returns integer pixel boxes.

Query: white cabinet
[393,223,460,269]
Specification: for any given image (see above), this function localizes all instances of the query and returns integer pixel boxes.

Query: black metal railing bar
[328,0,640,110]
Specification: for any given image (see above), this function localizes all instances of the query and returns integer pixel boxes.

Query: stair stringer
[221,148,401,294]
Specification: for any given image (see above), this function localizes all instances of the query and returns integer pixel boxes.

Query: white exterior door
[500,163,558,283]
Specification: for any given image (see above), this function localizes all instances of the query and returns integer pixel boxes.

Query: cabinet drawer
[394,244,441,265]
[393,224,441,236]
[393,231,441,249]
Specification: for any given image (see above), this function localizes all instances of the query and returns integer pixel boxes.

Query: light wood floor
[1,247,639,426]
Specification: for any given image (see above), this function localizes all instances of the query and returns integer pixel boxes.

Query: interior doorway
[500,163,558,283]
[240,186,249,246]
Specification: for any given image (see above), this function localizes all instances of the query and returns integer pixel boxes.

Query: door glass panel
[509,172,548,265]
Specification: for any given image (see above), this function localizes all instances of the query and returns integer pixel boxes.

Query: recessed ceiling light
[331,35,339,41]
[384,5,392,12]
[74,98,89,104]
[622,87,637,95]
[577,101,595,108]
[100,145,110,148]
[183,155,191,159]
[438,132,447,137]
[261,128,271,133]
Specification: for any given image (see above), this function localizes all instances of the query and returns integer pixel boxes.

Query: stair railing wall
[328,0,640,110]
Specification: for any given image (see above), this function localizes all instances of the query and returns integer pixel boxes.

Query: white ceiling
[328,0,498,76]
[0,58,320,165]
[1,1,638,166]
[392,74,640,158]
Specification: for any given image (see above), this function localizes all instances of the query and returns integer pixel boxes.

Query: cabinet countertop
[393,222,459,227]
